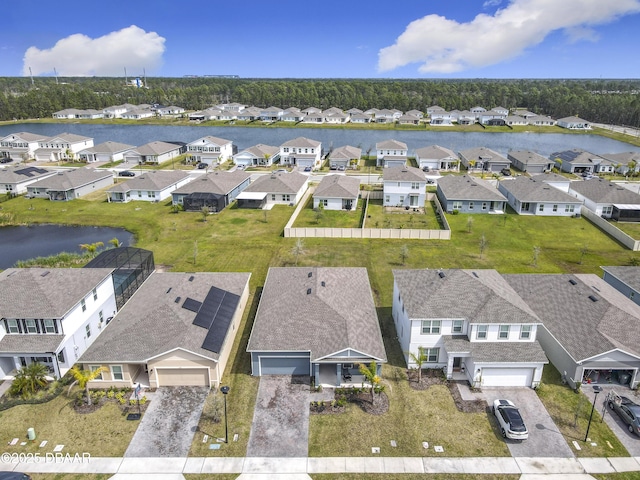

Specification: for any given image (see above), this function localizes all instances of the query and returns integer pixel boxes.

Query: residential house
[550,149,605,175]
[260,106,284,122]
[0,132,48,161]
[107,170,192,203]
[507,150,554,174]
[601,266,640,307]
[189,108,222,121]
[455,110,476,125]
[123,141,184,165]
[218,110,237,122]
[429,111,453,126]
[186,136,234,166]
[346,108,363,116]
[26,168,113,201]
[52,108,83,119]
[426,106,446,116]
[325,112,349,124]
[34,133,94,162]
[470,106,487,119]
[78,141,135,163]
[568,177,640,220]
[498,177,581,216]
[328,145,361,169]
[492,106,509,116]
[459,147,510,172]
[233,144,280,167]
[393,269,547,388]
[236,107,262,122]
[436,175,506,214]
[281,108,304,123]
[53,108,103,120]
[382,166,426,208]
[120,108,154,120]
[302,107,322,116]
[313,174,360,211]
[405,109,424,119]
[529,172,572,192]
[102,104,135,119]
[505,115,528,126]
[171,170,251,212]
[415,145,459,171]
[0,267,118,379]
[557,116,591,129]
[80,271,251,388]
[512,109,537,119]
[0,165,57,195]
[601,152,640,175]
[322,107,344,116]
[478,111,507,126]
[376,139,408,168]
[374,109,402,123]
[236,171,308,209]
[506,273,640,389]
[349,113,371,124]
[527,115,556,127]
[247,267,386,386]
[302,112,325,124]
[156,106,185,116]
[215,102,246,112]
[397,114,420,125]
[279,137,322,170]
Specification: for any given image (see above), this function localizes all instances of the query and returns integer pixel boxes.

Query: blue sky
[2,0,640,78]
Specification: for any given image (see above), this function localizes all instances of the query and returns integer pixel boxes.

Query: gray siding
[251,351,311,376]
[603,272,640,307]
[536,326,581,389]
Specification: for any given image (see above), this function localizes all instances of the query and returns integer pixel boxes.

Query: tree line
[1,77,640,127]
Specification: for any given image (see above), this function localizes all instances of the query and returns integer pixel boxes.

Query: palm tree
[108,237,121,248]
[358,362,381,403]
[79,242,104,254]
[9,362,49,399]
[69,365,107,406]
[407,347,429,382]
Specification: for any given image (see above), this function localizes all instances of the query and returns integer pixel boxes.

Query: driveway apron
[483,387,574,458]
[124,386,209,457]
[247,375,310,457]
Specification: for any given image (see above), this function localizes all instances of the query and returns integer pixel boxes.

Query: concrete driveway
[483,387,574,458]
[124,386,209,457]
[583,384,640,456]
[247,375,311,457]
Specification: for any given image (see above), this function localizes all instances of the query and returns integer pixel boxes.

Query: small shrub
[106,390,115,399]
[336,397,348,407]
[451,209,460,215]
[139,396,147,405]
[118,397,126,405]
[129,399,137,406]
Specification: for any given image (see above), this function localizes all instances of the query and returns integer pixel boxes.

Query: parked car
[304,166,312,172]
[0,473,31,480]
[501,168,511,176]
[493,399,528,440]
[330,164,338,170]
[337,165,345,171]
[0,157,13,164]
[118,170,135,177]
[422,166,430,172]
[197,163,207,169]
[607,394,640,435]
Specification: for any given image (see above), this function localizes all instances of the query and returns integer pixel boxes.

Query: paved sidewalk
[2,455,640,477]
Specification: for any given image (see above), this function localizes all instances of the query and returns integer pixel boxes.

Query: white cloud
[483,0,503,8]
[378,0,640,73]
[23,25,165,76]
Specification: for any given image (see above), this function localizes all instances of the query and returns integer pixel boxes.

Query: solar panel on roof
[199,288,240,354]
[192,286,226,328]
[15,166,48,177]
[182,297,202,313]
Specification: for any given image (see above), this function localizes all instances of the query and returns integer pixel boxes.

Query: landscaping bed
[407,368,487,414]
[72,387,150,415]
[310,387,389,416]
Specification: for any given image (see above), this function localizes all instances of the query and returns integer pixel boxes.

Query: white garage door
[156,368,210,387]
[481,368,533,387]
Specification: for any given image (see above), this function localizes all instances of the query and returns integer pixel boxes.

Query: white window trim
[110,365,124,381]
[90,365,103,381]
[476,325,488,339]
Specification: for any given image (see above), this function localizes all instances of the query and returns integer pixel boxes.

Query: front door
[410,195,418,207]
[453,357,461,370]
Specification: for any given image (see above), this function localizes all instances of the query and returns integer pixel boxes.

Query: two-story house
[0,132,48,161]
[392,269,547,388]
[376,139,408,168]
[33,133,94,162]
[186,136,233,166]
[0,268,118,379]
[382,166,426,208]
[279,137,322,170]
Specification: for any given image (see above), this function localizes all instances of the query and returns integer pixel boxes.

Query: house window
[57,349,65,363]
[452,320,464,334]
[498,325,510,339]
[553,204,558,212]
[422,347,439,363]
[453,201,462,210]
[539,204,544,212]
[271,194,276,201]
[43,319,55,334]
[321,199,328,207]
[137,191,142,197]
[476,325,488,339]
[469,202,474,210]
[565,204,575,213]
[411,182,420,190]
[522,202,530,210]
[385,195,390,203]
[90,365,103,380]
[482,202,488,210]
[111,365,124,381]
[602,206,613,215]
[25,319,37,334]
[6,319,19,334]
[282,194,291,202]
[99,311,104,323]
[93,288,98,301]
[520,325,532,339]
[421,320,441,334]
[81,299,86,312]
[85,324,91,338]
[147,191,155,198]
[630,291,636,300]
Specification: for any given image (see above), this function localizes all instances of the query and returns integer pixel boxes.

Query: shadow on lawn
[376,307,405,368]
[229,287,263,376]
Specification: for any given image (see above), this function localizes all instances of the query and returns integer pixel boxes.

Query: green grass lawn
[293,197,364,228]
[365,200,441,230]
[536,365,629,457]
[611,221,640,239]
[311,476,519,480]
[31,476,112,480]
[0,389,139,457]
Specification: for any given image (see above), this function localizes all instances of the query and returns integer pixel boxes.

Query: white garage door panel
[482,368,533,387]
[157,368,209,387]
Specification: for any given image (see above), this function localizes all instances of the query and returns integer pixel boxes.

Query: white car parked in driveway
[493,399,529,440]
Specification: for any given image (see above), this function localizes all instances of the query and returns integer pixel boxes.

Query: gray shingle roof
[0,165,55,184]
[376,139,407,150]
[108,170,190,193]
[236,144,279,158]
[393,269,540,325]
[601,152,640,164]
[550,149,602,165]
[79,272,250,363]
[415,145,456,160]
[79,141,135,154]
[131,141,182,156]
[172,170,250,195]
[459,147,509,164]
[569,178,640,204]
[0,334,65,354]
[507,150,552,166]
[1,132,47,142]
[281,137,321,148]
[0,268,114,318]
[28,168,112,191]
[383,166,424,182]
[601,266,640,293]
[499,177,581,203]
[243,171,308,194]
[437,175,507,202]
[247,267,386,362]
[442,336,547,363]
[329,145,362,161]
[314,174,360,198]
[505,273,640,361]
[47,133,93,143]
[188,136,232,147]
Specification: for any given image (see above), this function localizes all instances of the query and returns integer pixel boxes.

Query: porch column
[313,363,320,387]
[337,363,342,385]
[446,356,454,380]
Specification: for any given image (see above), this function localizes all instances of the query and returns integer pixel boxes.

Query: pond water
[1,123,640,158]
[0,224,134,269]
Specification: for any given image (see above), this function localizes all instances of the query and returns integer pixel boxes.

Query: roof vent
[40,271,50,277]
[174,296,181,303]
[188,275,194,282]
[307,288,312,295]
[308,272,313,278]
[321,281,326,287]
[166,287,172,293]
[472,272,479,278]
[438,271,446,279]
[588,295,599,302]
[569,279,577,285]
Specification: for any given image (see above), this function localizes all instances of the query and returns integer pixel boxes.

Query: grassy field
[365,199,442,230]
[611,221,640,239]
[293,197,364,228]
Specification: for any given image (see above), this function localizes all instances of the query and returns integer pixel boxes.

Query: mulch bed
[74,397,150,415]
[408,368,487,414]
[310,391,389,416]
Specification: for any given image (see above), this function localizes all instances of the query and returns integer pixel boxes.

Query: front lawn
[0,389,139,457]
[293,197,364,228]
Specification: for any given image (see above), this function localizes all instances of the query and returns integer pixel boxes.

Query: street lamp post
[584,385,603,442]
[220,385,230,443]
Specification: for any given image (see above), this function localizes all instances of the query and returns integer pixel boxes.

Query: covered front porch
[315,362,378,388]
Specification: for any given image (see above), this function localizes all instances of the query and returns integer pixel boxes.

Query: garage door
[156,368,209,387]
[481,368,533,387]
[259,357,310,375]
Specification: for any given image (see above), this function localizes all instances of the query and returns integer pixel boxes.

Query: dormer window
[6,319,19,334]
